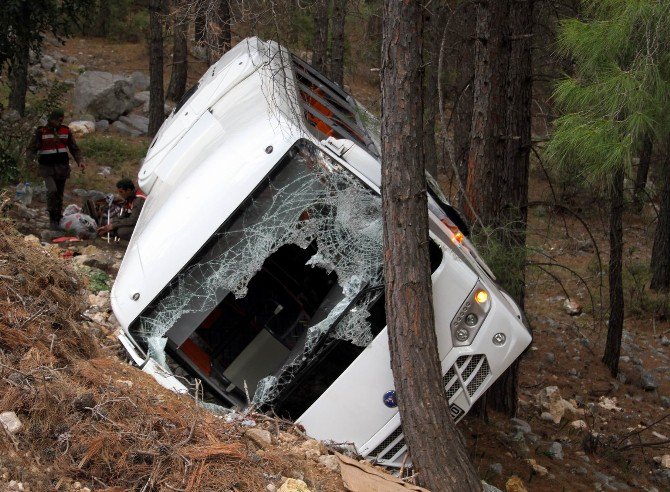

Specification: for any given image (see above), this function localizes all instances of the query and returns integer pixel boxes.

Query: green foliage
[0,0,94,71]
[546,0,670,184]
[87,268,111,293]
[78,135,148,168]
[0,82,69,184]
[472,229,527,304]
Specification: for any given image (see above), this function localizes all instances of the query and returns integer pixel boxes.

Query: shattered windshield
[129,139,384,407]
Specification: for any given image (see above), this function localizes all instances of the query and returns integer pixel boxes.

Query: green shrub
[78,134,148,168]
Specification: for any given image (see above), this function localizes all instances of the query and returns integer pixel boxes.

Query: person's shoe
[49,219,61,231]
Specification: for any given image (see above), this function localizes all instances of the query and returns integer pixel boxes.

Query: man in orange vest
[27,108,86,229]
[96,178,146,241]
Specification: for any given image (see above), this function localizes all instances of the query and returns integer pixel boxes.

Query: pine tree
[547,0,670,375]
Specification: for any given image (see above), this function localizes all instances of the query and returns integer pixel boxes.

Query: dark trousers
[38,157,70,221]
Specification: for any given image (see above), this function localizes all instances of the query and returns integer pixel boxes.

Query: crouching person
[97,179,146,241]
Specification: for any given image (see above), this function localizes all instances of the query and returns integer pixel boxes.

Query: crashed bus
[111,37,532,468]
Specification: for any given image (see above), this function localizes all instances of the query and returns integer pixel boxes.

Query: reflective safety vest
[119,191,146,217]
[37,126,70,155]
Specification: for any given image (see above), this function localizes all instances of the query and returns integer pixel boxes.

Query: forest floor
[1,36,670,491]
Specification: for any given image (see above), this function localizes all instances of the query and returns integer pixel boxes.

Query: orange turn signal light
[474,290,488,304]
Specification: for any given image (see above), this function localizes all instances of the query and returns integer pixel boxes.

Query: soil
[1,35,670,492]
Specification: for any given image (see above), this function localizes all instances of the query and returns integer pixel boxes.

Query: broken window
[129,140,387,408]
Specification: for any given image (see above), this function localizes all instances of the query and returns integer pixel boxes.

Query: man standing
[27,108,85,229]
[97,178,146,241]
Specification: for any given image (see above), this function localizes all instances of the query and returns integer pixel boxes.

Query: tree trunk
[92,1,111,37]
[166,11,188,102]
[195,12,206,45]
[465,0,533,416]
[8,40,30,116]
[650,158,670,291]
[602,167,625,376]
[312,0,329,72]
[422,5,440,178]
[217,0,231,57]
[330,0,346,87]
[381,2,481,490]
[148,0,165,138]
[453,2,476,210]
[634,134,652,212]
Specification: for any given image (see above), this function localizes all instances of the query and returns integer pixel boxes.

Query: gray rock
[510,417,532,434]
[620,355,630,363]
[119,114,149,134]
[616,372,627,384]
[1,109,21,122]
[74,71,136,120]
[128,71,150,91]
[0,411,22,434]
[662,336,670,347]
[133,91,150,112]
[548,441,563,460]
[594,471,613,484]
[608,483,630,491]
[575,466,588,476]
[569,368,578,377]
[640,371,659,391]
[95,120,110,132]
[546,352,556,364]
[482,481,503,492]
[526,433,540,444]
[661,396,670,408]
[632,357,643,366]
[112,120,142,137]
[40,54,57,71]
[488,462,503,475]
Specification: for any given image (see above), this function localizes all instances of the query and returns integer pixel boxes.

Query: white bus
[111,37,532,468]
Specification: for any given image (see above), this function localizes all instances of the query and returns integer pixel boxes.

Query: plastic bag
[60,212,98,239]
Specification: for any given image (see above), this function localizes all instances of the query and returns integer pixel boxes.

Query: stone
[505,476,527,492]
[112,120,143,137]
[620,355,630,363]
[548,441,563,460]
[40,54,57,71]
[661,336,670,347]
[510,417,532,434]
[570,419,587,430]
[133,91,150,112]
[95,120,110,132]
[128,71,150,91]
[545,352,556,364]
[662,455,670,469]
[575,466,588,476]
[525,459,548,476]
[1,109,21,122]
[0,411,22,434]
[119,114,149,134]
[267,485,277,492]
[11,203,37,220]
[318,454,340,472]
[598,396,622,411]
[536,386,578,423]
[481,482,503,492]
[563,298,582,315]
[23,234,40,246]
[278,478,310,492]
[488,462,503,475]
[540,412,556,423]
[74,71,136,120]
[68,120,96,137]
[300,439,322,459]
[661,396,670,408]
[640,371,659,391]
[245,428,272,448]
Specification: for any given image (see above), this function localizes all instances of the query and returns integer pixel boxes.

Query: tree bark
[330,0,346,86]
[148,0,165,138]
[634,134,652,212]
[312,0,329,72]
[166,11,188,102]
[603,167,625,376]
[650,158,670,291]
[422,5,440,178]
[381,1,481,490]
[217,0,231,57]
[465,0,533,416]
[8,39,30,116]
[453,2,476,210]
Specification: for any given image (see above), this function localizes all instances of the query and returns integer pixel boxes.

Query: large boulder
[68,120,96,137]
[112,120,143,137]
[74,71,136,120]
[119,114,149,134]
[129,71,150,92]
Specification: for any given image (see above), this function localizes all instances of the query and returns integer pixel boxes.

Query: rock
[570,420,587,430]
[134,91,150,112]
[482,481,503,492]
[620,355,630,363]
[278,478,310,492]
[488,462,503,475]
[510,417,532,434]
[1,109,21,122]
[640,371,659,391]
[95,120,110,132]
[540,412,556,423]
[11,203,37,220]
[597,396,622,411]
[40,54,57,71]
[525,459,548,476]
[68,120,96,137]
[661,396,670,408]
[661,455,670,469]
[536,386,578,423]
[661,336,670,347]
[245,428,272,448]
[267,485,277,492]
[548,442,563,460]
[575,466,588,476]
[112,120,143,137]
[74,71,136,120]
[318,454,340,472]
[300,439,322,459]
[128,71,150,91]
[616,372,627,384]
[632,357,643,366]
[563,298,582,315]
[0,411,22,434]
[505,476,527,492]
[23,234,40,246]
[119,114,149,134]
